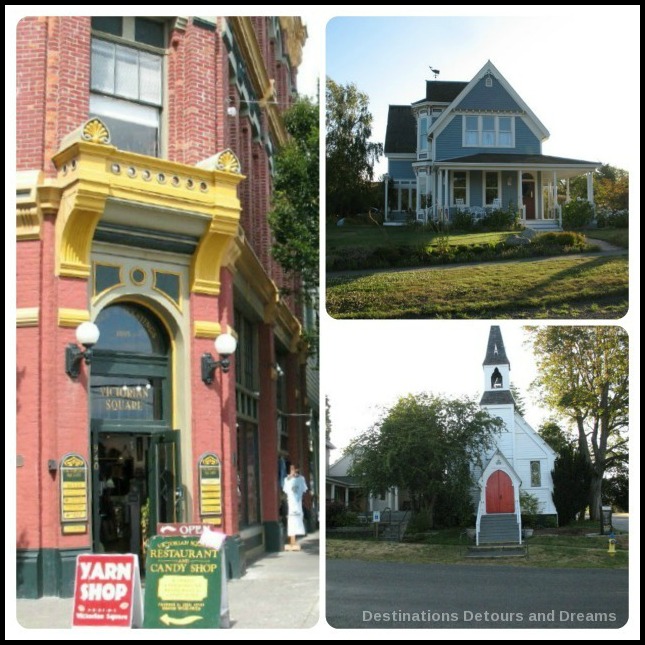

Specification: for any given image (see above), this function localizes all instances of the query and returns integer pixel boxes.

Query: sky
[325,10,641,178]
[324,322,573,461]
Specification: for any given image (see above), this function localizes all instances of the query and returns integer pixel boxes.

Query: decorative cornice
[58,308,90,328]
[51,119,245,288]
[278,17,307,68]
[16,171,60,241]
[194,321,223,339]
[16,308,39,327]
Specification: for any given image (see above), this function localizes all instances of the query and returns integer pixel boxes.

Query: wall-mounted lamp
[48,459,58,472]
[65,322,100,378]
[201,333,237,384]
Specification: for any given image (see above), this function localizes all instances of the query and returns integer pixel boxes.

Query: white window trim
[462,115,515,148]
[418,116,428,153]
[451,170,469,206]
[483,171,502,206]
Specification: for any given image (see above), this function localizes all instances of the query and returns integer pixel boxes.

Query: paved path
[327,560,628,629]
[11,533,319,633]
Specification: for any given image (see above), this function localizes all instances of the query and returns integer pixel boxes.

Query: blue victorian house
[384,61,599,229]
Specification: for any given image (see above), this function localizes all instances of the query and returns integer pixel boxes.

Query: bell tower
[480,326,516,430]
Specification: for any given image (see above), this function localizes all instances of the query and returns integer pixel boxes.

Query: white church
[474,326,557,545]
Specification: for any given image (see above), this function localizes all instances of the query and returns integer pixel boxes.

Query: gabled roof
[429,60,550,142]
[483,325,510,366]
[384,105,416,154]
[412,80,468,105]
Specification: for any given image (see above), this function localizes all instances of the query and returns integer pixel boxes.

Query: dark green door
[88,303,178,559]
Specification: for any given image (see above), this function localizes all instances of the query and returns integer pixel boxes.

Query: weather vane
[429,66,440,79]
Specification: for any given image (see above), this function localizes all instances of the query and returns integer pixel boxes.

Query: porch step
[466,545,527,558]
[478,513,520,544]
[524,220,561,232]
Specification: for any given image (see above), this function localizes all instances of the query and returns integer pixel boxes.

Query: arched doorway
[485,470,514,513]
[522,173,536,220]
[89,303,179,560]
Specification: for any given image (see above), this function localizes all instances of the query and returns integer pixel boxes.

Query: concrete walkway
[10,532,319,633]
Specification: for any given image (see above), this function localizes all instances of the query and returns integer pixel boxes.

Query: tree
[268,97,319,296]
[346,394,502,528]
[326,78,383,217]
[551,445,593,525]
[529,327,628,520]
[567,164,629,211]
[510,383,527,416]
[538,420,573,454]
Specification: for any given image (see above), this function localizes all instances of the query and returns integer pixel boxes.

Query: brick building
[15,15,315,598]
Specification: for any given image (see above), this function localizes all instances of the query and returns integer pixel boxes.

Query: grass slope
[326,255,628,319]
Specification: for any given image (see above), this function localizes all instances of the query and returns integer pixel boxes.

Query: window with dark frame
[90,17,165,157]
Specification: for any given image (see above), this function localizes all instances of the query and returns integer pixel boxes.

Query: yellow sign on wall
[198,453,222,526]
[60,453,89,534]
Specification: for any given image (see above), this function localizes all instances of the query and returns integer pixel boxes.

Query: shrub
[480,208,520,231]
[596,207,629,229]
[562,199,594,230]
[520,491,541,529]
[452,210,475,231]
[407,510,433,534]
[326,500,360,528]
[533,231,587,250]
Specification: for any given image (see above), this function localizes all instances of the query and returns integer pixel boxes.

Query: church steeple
[483,325,510,368]
[480,326,515,406]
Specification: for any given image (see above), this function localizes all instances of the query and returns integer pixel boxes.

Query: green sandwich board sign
[143,535,222,628]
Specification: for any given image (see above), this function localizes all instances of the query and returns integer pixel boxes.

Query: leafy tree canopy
[346,393,502,527]
[326,78,383,217]
[529,326,628,519]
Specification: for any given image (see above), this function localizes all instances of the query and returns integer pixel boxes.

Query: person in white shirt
[282,464,308,551]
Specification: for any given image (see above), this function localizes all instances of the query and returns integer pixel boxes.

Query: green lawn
[586,229,629,249]
[327,537,628,569]
[326,255,628,319]
[327,224,513,250]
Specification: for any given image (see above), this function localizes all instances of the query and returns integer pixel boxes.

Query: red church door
[485,470,514,513]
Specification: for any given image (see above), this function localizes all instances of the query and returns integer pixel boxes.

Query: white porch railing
[475,498,484,546]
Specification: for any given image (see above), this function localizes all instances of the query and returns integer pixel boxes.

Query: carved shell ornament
[216,149,241,174]
[82,118,111,145]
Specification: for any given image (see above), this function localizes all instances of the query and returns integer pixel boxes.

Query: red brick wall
[16,17,48,171]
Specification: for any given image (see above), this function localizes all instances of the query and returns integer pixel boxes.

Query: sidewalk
[12,532,319,631]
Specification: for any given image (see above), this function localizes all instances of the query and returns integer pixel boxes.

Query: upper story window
[530,461,541,487]
[463,115,514,148]
[418,117,428,151]
[90,17,166,157]
[430,108,443,124]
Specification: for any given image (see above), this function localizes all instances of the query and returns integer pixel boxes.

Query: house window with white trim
[465,116,478,146]
[463,115,515,148]
[418,116,428,152]
[452,171,467,204]
[485,172,500,206]
[90,17,165,157]
[530,461,541,487]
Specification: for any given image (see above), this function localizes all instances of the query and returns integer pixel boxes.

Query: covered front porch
[411,153,599,229]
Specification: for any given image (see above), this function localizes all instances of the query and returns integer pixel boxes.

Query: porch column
[331,483,335,501]
[566,178,570,203]
[587,171,594,205]
[345,487,349,507]
[415,175,421,212]
[397,185,402,212]
[553,171,558,220]
[437,169,443,217]
[384,174,389,222]
[517,170,522,218]
[409,185,413,212]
